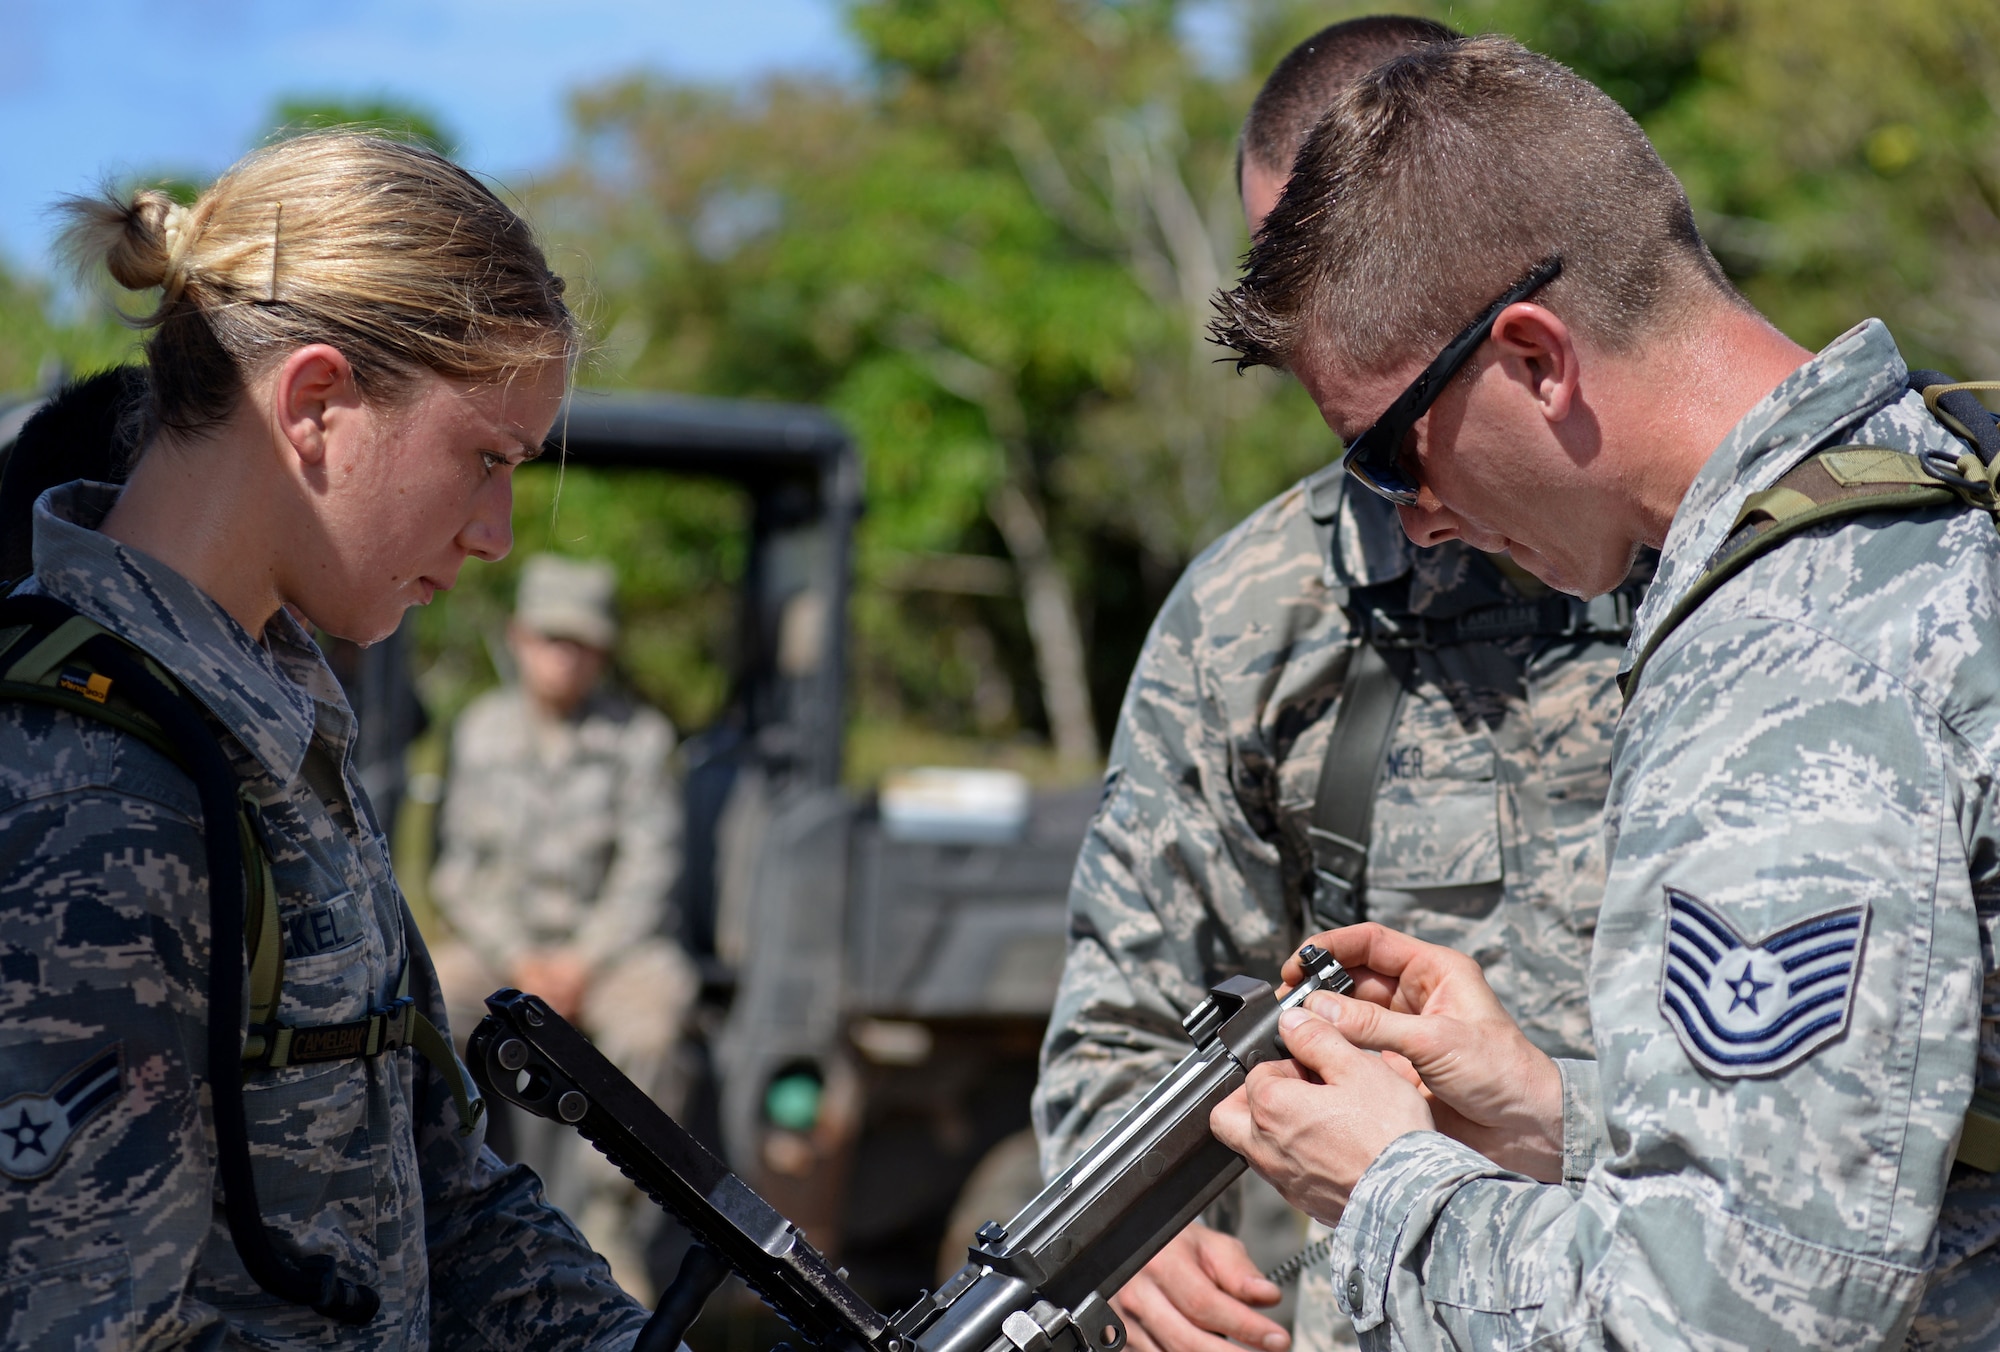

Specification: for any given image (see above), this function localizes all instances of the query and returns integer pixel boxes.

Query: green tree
[0,267,136,398]
[267,97,457,154]
[542,0,1332,765]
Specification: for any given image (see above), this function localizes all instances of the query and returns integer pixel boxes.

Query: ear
[271,344,360,469]
[1487,303,1581,426]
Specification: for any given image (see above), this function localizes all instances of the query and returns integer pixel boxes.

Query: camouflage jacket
[1332,320,2000,1349]
[431,684,679,975]
[1034,457,1636,1176]
[0,483,647,1350]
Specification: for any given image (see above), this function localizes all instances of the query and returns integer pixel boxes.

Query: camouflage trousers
[432,936,698,1302]
[1290,1220,1356,1352]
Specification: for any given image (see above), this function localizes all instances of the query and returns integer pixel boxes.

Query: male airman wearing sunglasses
[1205,33,2000,1351]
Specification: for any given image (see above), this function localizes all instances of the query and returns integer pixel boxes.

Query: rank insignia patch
[1660,889,1867,1078]
[0,1044,123,1182]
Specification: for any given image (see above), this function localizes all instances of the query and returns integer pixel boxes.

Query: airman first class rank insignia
[0,1044,123,1182]
[1660,889,1867,1078]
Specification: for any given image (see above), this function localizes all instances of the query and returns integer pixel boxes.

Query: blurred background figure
[429,552,697,1302]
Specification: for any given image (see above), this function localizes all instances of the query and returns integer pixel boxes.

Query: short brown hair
[1213,36,1737,375]
[1239,15,1459,183]
[61,131,575,436]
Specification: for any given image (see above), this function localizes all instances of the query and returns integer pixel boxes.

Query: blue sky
[1,0,863,275]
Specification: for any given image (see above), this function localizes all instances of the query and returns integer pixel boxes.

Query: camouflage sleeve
[570,707,679,969]
[1032,579,1291,1178]
[1325,617,1979,1348]
[0,782,218,1348]
[408,927,650,1350]
[1554,1058,1607,1191]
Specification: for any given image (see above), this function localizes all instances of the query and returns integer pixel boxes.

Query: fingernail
[1264,1335,1289,1351]
[1279,1008,1310,1031]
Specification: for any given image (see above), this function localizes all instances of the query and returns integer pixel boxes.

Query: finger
[1280,924,1384,985]
[1109,1289,1169,1352]
[1191,1227,1283,1311]
[1114,1273,1259,1352]
[1168,1256,1287,1348]
[1378,1047,1427,1094]
[1301,923,1399,976]
[1253,1054,1308,1082]
[1272,1005,1362,1083]
[1209,1088,1254,1153]
[1302,992,1443,1069]
[1330,925,1460,1001]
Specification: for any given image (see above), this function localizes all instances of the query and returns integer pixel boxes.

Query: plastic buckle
[1363,609,1428,650]
[374,995,415,1053]
[1581,590,1632,636]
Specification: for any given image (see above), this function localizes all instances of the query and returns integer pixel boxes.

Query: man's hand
[1280,924,1566,1182]
[512,948,591,1024]
[1111,1223,1289,1352]
[1211,1001,1434,1223]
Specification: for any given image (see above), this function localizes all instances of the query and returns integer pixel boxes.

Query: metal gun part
[466,944,1352,1352]
[896,944,1351,1352]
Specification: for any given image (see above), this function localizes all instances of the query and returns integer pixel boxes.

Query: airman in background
[431,552,697,1302]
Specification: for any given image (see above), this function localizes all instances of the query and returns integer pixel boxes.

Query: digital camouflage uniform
[430,680,695,1298]
[431,682,683,987]
[1032,460,1636,1346]
[1329,319,2000,1349]
[0,483,648,1349]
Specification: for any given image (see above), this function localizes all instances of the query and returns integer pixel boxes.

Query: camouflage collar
[1302,462,1417,589]
[1628,318,1912,666]
[26,480,321,788]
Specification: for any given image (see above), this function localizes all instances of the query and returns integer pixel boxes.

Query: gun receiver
[466,945,1352,1352]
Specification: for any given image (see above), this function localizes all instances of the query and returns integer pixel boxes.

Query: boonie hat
[515,554,618,649]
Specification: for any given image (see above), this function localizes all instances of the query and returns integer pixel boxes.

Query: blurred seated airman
[430,553,697,1301]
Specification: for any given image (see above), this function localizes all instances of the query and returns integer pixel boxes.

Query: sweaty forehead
[1297,346,1424,440]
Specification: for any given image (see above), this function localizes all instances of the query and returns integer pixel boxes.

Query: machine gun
[465,944,1353,1352]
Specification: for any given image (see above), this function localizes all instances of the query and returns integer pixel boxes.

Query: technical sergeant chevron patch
[1659,888,1867,1078]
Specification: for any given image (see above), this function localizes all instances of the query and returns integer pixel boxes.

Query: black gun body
[466,990,888,1352]
[466,946,1351,1352]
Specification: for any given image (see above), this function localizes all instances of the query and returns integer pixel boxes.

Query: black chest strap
[1304,640,1405,932]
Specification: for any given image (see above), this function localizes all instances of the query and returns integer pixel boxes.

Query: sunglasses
[1340,256,1565,507]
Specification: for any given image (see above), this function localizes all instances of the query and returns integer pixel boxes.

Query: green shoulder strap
[0,615,291,1051]
[1621,446,1974,702]
[1609,443,2000,1170]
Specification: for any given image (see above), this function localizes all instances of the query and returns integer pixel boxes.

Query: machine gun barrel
[465,944,1351,1352]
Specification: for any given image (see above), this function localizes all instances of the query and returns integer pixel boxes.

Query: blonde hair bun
[63,187,193,296]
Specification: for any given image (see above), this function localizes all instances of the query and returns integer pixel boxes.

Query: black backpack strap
[1304,640,1406,931]
[1621,446,1968,702]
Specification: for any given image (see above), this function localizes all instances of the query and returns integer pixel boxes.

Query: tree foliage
[538,0,1333,763]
